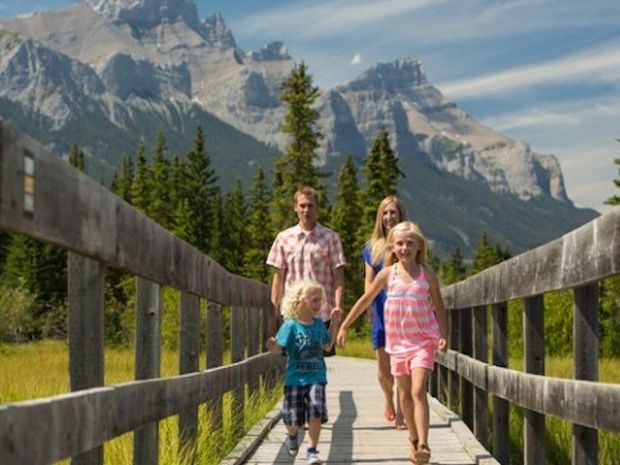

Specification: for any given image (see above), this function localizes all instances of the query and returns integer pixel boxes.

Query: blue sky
[1,1,619,212]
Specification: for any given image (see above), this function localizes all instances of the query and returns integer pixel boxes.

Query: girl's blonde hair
[384,221,429,267]
[281,280,327,320]
[368,195,406,265]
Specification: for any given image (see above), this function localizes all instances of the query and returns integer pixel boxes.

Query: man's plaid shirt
[267,223,346,321]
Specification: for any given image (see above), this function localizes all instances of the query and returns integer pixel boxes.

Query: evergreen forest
[0,63,618,359]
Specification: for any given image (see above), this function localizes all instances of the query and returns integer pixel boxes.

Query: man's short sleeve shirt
[267,223,346,320]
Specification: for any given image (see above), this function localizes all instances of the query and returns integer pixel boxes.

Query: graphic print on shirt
[293,326,323,373]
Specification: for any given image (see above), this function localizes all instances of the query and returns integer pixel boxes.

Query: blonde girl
[338,222,448,464]
[362,196,407,428]
[266,280,342,465]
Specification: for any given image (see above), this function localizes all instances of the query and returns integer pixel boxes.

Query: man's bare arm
[332,265,345,311]
[270,267,286,335]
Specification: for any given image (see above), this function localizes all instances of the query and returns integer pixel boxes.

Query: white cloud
[350,53,363,66]
[234,0,438,40]
[439,42,620,100]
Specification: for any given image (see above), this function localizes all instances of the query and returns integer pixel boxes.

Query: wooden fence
[0,123,284,464]
[430,207,620,465]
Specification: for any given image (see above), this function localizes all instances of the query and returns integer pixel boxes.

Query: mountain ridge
[0,1,598,256]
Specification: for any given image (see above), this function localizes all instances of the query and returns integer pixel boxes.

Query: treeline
[0,62,618,358]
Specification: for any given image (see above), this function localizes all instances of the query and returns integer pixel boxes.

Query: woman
[361,195,408,429]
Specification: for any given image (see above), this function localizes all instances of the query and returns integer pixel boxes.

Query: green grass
[0,340,282,465]
[2,338,618,465]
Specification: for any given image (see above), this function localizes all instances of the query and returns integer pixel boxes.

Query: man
[267,186,346,355]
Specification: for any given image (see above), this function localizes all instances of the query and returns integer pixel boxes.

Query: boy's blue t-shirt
[276,317,331,386]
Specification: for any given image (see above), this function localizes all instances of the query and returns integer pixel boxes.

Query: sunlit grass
[0,340,282,465]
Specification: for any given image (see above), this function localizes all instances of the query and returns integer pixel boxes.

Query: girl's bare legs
[411,368,431,461]
[376,348,396,420]
[395,375,418,445]
[377,348,407,428]
[395,387,406,429]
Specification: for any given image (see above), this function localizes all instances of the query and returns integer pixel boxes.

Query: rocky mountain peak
[86,0,201,32]
[202,12,236,48]
[248,41,290,61]
[345,57,427,92]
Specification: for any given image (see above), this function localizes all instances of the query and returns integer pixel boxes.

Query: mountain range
[0,0,597,256]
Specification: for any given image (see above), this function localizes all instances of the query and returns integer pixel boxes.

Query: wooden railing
[430,207,620,465]
[0,123,284,465]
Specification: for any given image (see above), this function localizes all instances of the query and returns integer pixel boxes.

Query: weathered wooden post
[473,305,488,447]
[206,301,224,433]
[492,301,509,464]
[448,310,460,412]
[459,308,473,427]
[68,252,105,465]
[523,295,545,465]
[179,292,200,459]
[572,283,599,465]
[247,305,261,394]
[231,302,246,440]
[134,277,162,465]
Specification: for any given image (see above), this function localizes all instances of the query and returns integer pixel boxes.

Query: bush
[0,285,36,342]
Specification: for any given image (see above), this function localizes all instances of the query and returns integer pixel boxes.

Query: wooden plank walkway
[229,356,497,465]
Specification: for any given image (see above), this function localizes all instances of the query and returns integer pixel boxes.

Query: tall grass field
[1,337,618,465]
[0,340,282,465]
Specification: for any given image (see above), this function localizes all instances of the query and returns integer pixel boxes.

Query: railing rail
[433,207,620,465]
[0,122,283,465]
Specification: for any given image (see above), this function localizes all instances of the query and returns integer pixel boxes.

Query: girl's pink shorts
[390,344,436,376]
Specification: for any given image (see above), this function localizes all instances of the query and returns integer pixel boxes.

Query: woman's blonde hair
[281,280,326,320]
[368,195,406,265]
[384,221,429,267]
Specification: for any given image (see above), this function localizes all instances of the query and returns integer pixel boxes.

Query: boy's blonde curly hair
[281,280,326,320]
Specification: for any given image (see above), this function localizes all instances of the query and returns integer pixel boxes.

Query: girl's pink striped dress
[384,264,441,370]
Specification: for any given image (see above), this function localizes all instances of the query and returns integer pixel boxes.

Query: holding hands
[437,337,447,352]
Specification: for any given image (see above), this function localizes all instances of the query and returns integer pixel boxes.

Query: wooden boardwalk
[228,356,497,465]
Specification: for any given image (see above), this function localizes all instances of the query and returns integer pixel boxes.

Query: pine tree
[470,231,506,275]
[111,155,134,203]
[357,129,405,244]
[272,62,324,231]
[244,167,273,283]
[172,198,196,244]
[186,126,218,253]
[68,144,85,171]
[209,188,224,263]
[331,155,363,307]
[149,131,172,228]
[130,143,151,214]
[604,138,620,205]
[220,180,247,274]
[439,248,467,284]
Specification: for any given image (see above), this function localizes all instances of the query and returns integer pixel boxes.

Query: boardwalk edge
[219,402,283,465]
[429,396,500,465]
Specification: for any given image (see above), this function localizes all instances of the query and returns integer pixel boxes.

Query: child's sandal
[414,444,431,464]
[408,438,419,463]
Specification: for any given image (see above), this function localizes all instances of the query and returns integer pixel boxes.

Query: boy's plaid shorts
[282,383,328,427]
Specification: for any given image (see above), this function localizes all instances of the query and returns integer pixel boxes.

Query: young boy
[266,280,341,464]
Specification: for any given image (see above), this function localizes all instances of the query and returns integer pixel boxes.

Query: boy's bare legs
[286,425,299,437]
[307,417,322,448]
